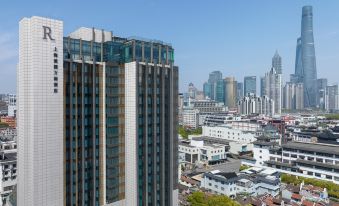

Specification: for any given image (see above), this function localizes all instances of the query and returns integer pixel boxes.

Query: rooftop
[283,141,339,155]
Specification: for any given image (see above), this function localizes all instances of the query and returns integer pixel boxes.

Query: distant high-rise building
[294,6,318,107]
[260,77,266,96]
[203,82,212,99]
[263,68,282,114]
[317,78,327,109]
[283,82,304,110]
[325,85,339,112]
[272,51,282,74]
[188,82,197,99]
[207,71,222,100]
[215,79,225,103]
[224,77,237,108]
[237,93,275,116]
[237,82,244,100]
[244,76,256,95]
[18,16,178,206]
[292,37,303,84]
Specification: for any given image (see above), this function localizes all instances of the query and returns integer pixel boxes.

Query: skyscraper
[207,71,222,100]
[283,82,304,110]
[263,68,282,114]
[18,16,178,206]
[224,77,237,108]
[237,82,244,100]
[317,78,327,109]
[325,85,339,112]
[215,79,225,103]
[294,6,318,107]
[272,51,282,75]
[203,82,211,99]
[260,77,266,96]
[244,76,256,95]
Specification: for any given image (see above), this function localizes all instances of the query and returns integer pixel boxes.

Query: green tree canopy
[187,191,241,206]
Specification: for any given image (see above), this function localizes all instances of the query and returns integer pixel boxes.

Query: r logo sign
[42,26,55,40]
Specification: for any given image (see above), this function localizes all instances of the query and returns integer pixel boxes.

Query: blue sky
[1,0,339,93]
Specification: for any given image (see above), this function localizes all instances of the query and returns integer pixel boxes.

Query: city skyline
[1,1,339,94]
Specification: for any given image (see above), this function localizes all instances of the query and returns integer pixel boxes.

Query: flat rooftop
[283,141,339,155]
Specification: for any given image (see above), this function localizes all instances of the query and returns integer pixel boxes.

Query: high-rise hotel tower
[18,16,178,206]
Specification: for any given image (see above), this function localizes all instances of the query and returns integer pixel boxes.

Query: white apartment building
[202,126,256,154]
[237,94,275,116]
[178,139,228,164]
[182,108,199,129]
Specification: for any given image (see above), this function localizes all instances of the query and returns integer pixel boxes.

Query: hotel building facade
[18,16,178,206]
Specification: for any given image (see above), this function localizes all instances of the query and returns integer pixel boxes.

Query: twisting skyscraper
[293,6,317,107]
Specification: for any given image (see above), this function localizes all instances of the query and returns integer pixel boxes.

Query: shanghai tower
[294,6,317,107]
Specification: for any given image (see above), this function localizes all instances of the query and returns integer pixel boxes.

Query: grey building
[263,68,282,114]
[325,85,339,112]
[272,51,282,75]
[317,78,327,109]
[237,82,244,100]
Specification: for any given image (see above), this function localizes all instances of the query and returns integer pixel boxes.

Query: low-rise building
[201,168,280,198]
[0,140,16,206]
[182,108,199,129]
[179,139,228,164]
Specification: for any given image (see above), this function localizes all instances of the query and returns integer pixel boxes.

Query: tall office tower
[283,82,304,110]
[224,77,237,108]
[325,85,339,112]
[215,79,225,103]
[236,82,244,100]
[260,77,266,96]
[263,68,282,114]
[244,76,257,95]
[207,71,222,100]
[272,51,282,74]
[317,78,328,109]
[203,82,211,99]
[18,16,178,206]
[294,6,318,107]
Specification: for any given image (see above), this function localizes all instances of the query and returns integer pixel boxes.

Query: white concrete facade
[18,16,64,206]
[124,62,138,206]
[202,126,256,144]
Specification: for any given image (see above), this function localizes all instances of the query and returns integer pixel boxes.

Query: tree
[187,191,241,206]
[178,126,202,139]
[239,165,250,171]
